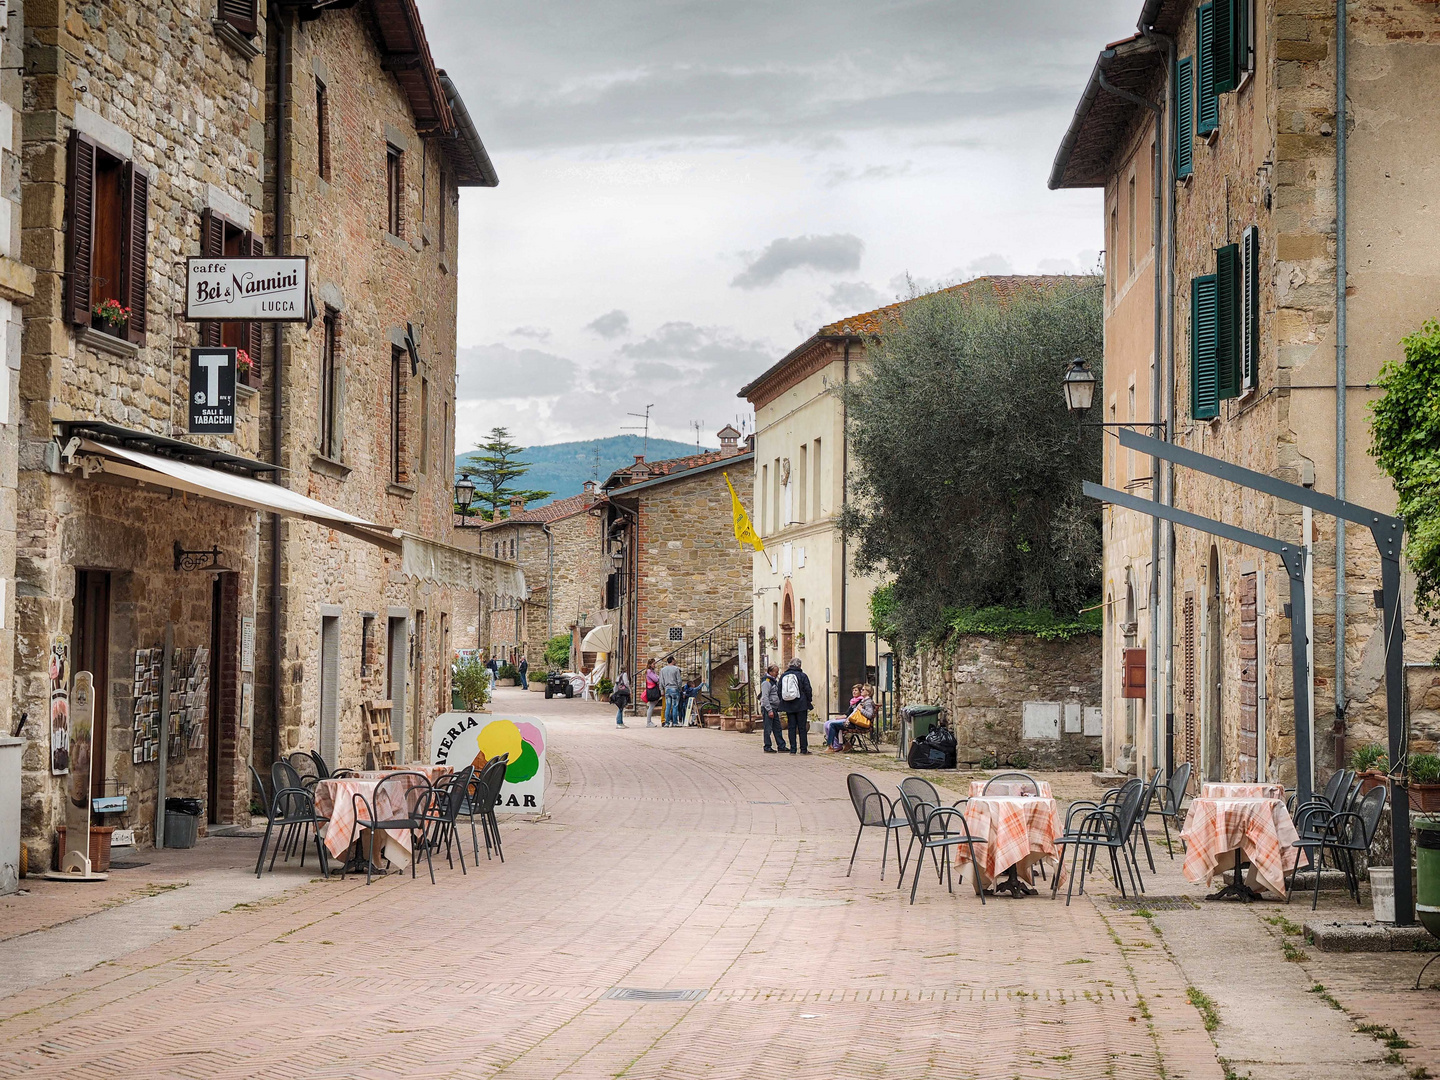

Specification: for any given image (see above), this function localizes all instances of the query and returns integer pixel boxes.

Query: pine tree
[460,427,554,519]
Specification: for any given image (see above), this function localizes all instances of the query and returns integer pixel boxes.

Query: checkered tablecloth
[356,764,451,782]
[1180,797,1306,897]
[954,796,1064,889]
[314,769,445,866]
[1201,782,1285,801]
[968,780,1054,799]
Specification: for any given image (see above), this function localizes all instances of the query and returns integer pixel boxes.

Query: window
[1175,57,1194,179]
[199,208,261,380]
[760,464,768,534]
[1127,175,1136,276]
[510,538,516,560]
[419,377,430,474]
[1108,204,1118,298]
[319,309,339,458]
[772,457,781,532]
[1241,225,1259,391]
[799,599,806,640]
[218,0,258,36]
[65,131,149,343]
[316,78,331,181]
[1191,274,1219,420]
[390,346,408,483]
[386,145,404,237]
[1215,242,1241,400]
[796,443,807,523]
[438,171,447,252]
[361,613,375,678]
[1196,4,1219,136]
[812,438,821,517]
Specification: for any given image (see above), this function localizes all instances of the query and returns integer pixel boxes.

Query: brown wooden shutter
[1122,647,1147,699]
[65,131,97,328]
[243,232,263,381]
[219,0,258,36]
[199,209,223,346]
[121,163,149,344]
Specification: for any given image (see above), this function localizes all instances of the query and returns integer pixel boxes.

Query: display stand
[44,670,108,881]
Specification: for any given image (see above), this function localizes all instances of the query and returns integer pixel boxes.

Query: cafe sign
[185,256,309,322]
[430,713,546,814]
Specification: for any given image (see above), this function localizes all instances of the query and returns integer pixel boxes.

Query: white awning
[400,534,525,597]
[581,622,615,654]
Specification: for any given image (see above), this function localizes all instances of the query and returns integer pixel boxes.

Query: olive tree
[842,276,1104,647]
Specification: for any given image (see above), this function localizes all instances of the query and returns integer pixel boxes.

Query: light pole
[1062,358,1165,434]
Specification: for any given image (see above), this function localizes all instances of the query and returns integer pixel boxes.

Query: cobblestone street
[0,689,1434,1079]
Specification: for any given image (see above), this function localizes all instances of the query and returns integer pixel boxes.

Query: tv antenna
[623,404,655,457]
[590,442,602,482]
[690,420,704,451]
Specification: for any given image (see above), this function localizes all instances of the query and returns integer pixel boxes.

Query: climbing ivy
[1370,321,1440,616]
[871,585,1100,650]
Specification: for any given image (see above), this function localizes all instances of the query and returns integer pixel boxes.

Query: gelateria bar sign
[185,256,309,322]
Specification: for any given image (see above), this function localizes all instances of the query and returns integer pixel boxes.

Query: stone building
[1052,0,1440,788]
[7,0,510,854]
[598,430,753,695]
[740,277,1077,716]
[475,484,606,665]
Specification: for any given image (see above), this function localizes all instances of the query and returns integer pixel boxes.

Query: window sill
[438,255,450,275]
[212,19,263,62]
[237,382,258,402]
[77,324,140,360]
[311,452,351,480]
[384,231,411,254]
[386,481,416,498]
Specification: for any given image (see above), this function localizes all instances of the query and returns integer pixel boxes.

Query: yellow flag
[724,472,765,553]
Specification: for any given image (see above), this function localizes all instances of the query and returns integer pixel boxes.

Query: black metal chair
[306,749,358,781]
[897,776,964,886]
[896,788,986,905]
[346,771,434,885]
[1289,785,1387,909]
[1147,761,1192,857]
[249,764,271,820]
[1130,768,1164,873]
[419,767,474,875]
[1053,782,1146,904]
[270,760,316,862]
[463,756,509,862]
[845,774,909,881]
[286,751,320,789]
[254,783,330,878]
[982,772,1041,796]
[1288,768,1353,817]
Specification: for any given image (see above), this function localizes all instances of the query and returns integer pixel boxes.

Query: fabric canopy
[401,533,525,597]
[581,622,615,654]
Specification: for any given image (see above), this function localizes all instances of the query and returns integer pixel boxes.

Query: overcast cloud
[424,0,1137,450]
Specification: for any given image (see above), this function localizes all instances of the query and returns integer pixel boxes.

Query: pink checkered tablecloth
[1201,782,1285,801]
[955,796,1065,890]
[1180,797,1307,897]
[314,768,447,866]
[968,779,1054,799]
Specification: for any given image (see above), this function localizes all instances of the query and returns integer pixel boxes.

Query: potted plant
[794,631,806,647]
[1404,752,1440,812]
[597,676,614,699]
[496,662,519,687]
[451,655,491,712]
[92,299,130,337]
[1350,742,1390,794]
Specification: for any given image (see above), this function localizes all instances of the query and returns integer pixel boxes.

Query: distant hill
[455,435,711,509]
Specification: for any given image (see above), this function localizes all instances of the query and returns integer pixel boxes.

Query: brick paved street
[0,688,1433,1079]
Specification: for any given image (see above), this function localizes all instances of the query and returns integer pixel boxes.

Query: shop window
[65,131,149,344]
[199,208,262,385]
[386,145,404,238]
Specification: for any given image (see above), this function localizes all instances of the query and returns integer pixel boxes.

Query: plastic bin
[1417,816,1440,941]
[164,796,202,849]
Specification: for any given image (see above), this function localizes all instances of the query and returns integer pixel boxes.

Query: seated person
[825,684,864,751]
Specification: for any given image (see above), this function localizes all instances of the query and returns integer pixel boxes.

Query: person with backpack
[610,672,631,727]
[778,657,812,755]
[642,659,661,726]
[758,664,787,753]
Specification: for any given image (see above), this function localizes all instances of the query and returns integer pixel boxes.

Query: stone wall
[897,633,1102,770]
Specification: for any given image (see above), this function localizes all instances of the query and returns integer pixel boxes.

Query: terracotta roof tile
[482,492,595,529]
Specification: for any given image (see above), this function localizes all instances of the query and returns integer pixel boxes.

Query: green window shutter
[1214,0,1237,94]
[1216,244,1241,400]
[1192,275,1219,420]
[1242,225,1259,390]
[1197,4,1219,135]
[1235,0,1251,81]
[1175,57,1194,179]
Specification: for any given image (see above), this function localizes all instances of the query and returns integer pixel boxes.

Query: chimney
[717,424,742,458]
[509,496,525,515]
[582,479,598,501]
[633,454,645,466]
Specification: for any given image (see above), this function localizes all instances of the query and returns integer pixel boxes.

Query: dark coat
[778,666,813,715]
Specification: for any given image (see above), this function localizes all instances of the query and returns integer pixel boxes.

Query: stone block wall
[897,634,1102,770]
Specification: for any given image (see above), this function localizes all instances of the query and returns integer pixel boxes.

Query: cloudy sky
[425,0,1138,451]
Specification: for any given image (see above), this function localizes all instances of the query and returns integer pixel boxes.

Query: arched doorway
[1204,545,1223,782]
[781,587,795,665]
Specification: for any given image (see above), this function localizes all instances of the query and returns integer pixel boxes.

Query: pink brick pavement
[0,690,1251,1078]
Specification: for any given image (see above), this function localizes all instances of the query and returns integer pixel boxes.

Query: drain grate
[602,987,708,1002]
[1109,895,1199,912]
[107,859,150,870]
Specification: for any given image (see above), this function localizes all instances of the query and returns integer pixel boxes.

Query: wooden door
[73,570,111,800]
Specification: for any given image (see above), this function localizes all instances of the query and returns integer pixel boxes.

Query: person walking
[778,657,812,755]
[642,660,661,726]
[611,672,631,727]
[758,664,787,753]
[517,656,529,690]
[659,655,683,726]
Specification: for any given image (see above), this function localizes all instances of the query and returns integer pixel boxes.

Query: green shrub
[543,633,571,671]
[1350,743,1388,773]
[498,662,520,681]
[597,676,614,698]
[452,656,491,711]
[1409,753,1440,785]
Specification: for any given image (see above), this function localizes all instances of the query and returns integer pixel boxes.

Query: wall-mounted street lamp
[1062,358,1166,435]
[454,473,480,528]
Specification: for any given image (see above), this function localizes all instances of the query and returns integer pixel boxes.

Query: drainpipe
[268,10,291,768]
[840,341,850,632]
[541,522,555,641]
[1333,0,1348,738]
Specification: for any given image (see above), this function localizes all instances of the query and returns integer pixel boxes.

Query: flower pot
[496,678,516,688]
[1358,770,1389,796]
[1406,783,1440,813]
[56,825,115,873]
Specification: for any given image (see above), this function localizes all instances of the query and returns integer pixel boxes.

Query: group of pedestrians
[610,656,700,727]
[757,658,813,754]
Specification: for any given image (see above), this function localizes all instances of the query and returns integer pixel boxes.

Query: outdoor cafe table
[1180,796,1306,900]
[968,779,1054,799]
[1200,782,1285,801]
[955,794,1065,897]
[314,766,451,870]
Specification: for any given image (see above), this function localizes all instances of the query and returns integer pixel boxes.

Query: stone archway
[781,583,795,665]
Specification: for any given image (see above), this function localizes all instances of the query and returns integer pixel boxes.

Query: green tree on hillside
[459,427,554,520]
[841,276,1104,648]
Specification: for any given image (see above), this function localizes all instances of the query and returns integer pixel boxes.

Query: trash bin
[1417,816,1440,941]
[903,705,943,740]
[164,797,202,849]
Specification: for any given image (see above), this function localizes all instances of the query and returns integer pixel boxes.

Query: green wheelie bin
[1417,816,1440,941]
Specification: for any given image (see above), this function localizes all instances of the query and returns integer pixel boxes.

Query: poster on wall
[430,713,546,814]
[49,633,70,775]
[187,348,236,434]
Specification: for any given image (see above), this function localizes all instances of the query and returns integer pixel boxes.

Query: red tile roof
[482,492,595,529]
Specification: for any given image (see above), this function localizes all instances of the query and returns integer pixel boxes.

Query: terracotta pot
[56,825,115,873]
[1358,770,1389,795]
[1405,783,1440,813]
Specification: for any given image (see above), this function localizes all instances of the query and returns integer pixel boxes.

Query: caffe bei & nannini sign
[184,256,310,323]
